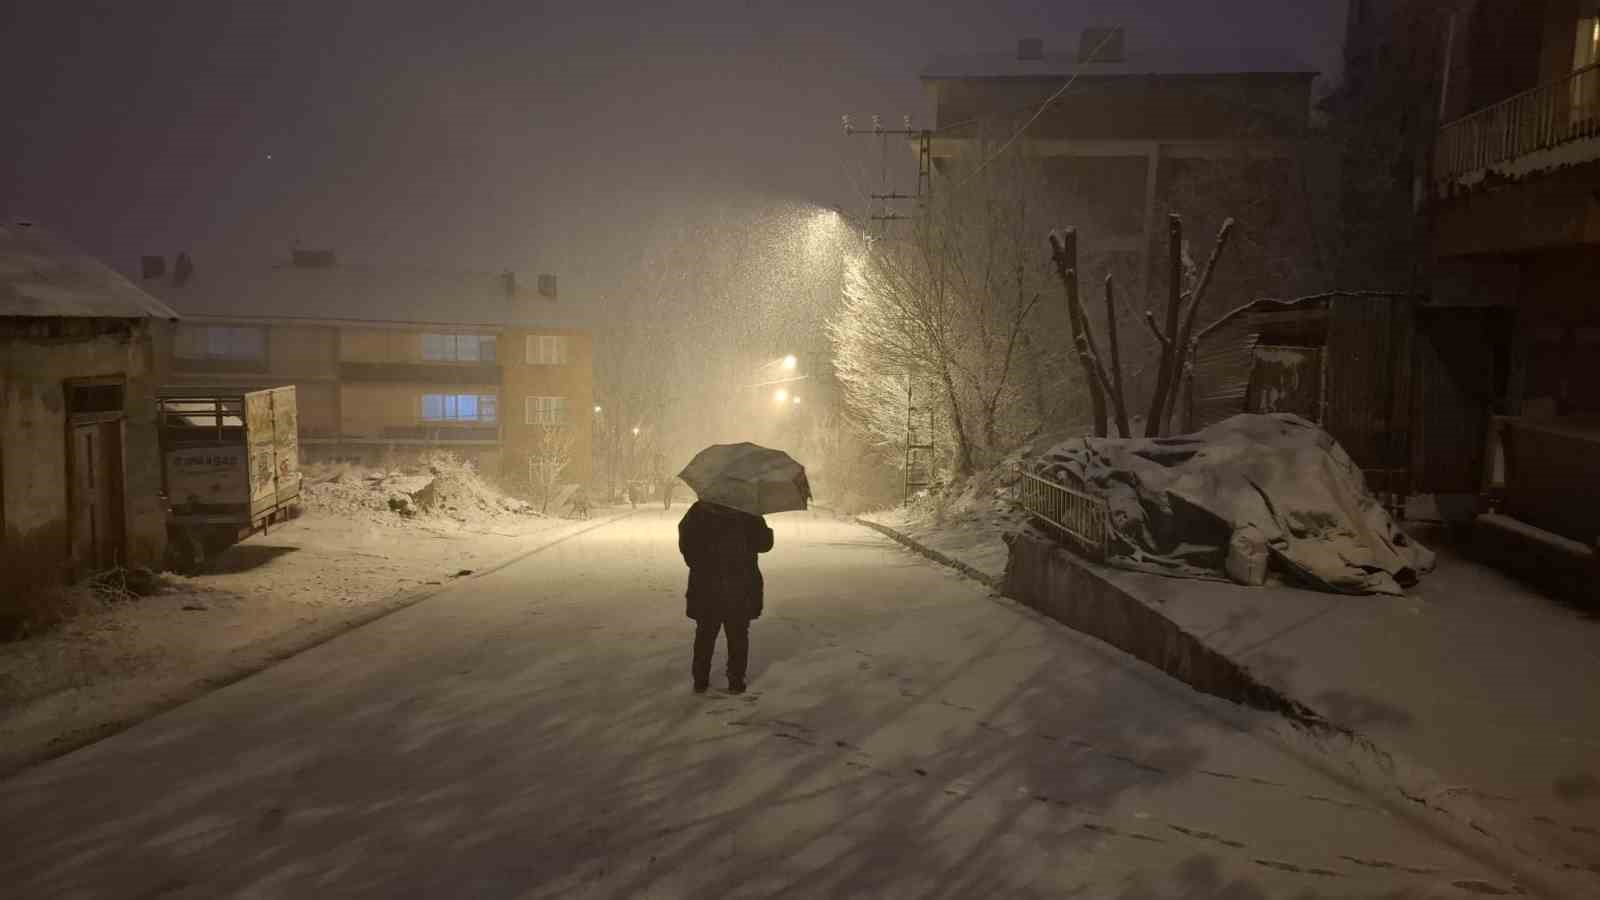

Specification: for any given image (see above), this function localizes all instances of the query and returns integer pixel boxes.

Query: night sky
[2,1,1346,297]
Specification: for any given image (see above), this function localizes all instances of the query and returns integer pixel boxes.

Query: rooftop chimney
[1079,27,1125,63]
[1017,37,1044,61]
[141,255,166,280]
[172,252,194,286]
[291,248,337,269]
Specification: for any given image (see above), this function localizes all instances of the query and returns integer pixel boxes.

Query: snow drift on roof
[0,220,179,320]
[146,259,586,329]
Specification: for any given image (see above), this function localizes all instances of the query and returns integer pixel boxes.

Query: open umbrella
[678,442,811,516]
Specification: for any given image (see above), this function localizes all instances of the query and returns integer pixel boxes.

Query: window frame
[421,333,496,363]
[420,392,499,423]
[525,334,570,366]
[523,395,569,425]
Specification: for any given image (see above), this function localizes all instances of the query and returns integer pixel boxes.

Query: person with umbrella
[676,443,810,694]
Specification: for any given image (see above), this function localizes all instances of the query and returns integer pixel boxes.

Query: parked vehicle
[158,386,302,571]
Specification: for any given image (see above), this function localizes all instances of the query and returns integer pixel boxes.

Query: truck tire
[167,527,207,574]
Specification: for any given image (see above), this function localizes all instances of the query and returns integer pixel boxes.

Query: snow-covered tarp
[1035,413,1434,595]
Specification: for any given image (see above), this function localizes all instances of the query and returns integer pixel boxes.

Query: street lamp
[782,354,798,370]
[774,388,789,404]
[593,405,602,414]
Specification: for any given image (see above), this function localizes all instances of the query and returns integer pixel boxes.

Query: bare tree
[526,423,576,514]
[829,153,1062,479]
[1048,215,1235,439]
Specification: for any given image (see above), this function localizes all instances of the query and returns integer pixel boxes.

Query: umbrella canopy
[678,442,811,516]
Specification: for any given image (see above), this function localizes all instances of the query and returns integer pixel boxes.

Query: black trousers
[692,617,750,686]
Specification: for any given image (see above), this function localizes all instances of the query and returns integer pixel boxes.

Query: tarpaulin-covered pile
[1035,414,1433,595]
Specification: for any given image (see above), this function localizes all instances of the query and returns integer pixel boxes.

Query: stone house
[0,220,177,601]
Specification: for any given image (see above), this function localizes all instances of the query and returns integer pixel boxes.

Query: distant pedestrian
[662,477,676,510]
[627,481,639,510]
[677,500,773,694]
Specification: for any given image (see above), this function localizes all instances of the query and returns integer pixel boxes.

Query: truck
[158,386,302,571]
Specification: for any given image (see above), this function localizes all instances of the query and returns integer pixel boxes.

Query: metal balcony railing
[1014,471,1110,562]
[1436,62,1600,184]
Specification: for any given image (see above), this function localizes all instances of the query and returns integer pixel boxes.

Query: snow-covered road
[0,509,1522,897]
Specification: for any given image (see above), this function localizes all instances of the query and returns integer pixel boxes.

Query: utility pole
[841,114,932,237]
[843,113,938,501]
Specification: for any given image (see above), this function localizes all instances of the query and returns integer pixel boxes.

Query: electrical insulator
[872,115,882,132]
[841,114,853,134]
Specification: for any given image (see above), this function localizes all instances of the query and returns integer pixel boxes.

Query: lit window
[525,396,568,425]
[1574,17,1600,126]
[421,393,497,422]
[422,334,496,362]
[526,335,569,365]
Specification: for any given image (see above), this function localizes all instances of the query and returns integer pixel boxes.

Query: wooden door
[69,421,125,577]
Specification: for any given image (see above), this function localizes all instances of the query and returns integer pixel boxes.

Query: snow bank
[302,452,539,529]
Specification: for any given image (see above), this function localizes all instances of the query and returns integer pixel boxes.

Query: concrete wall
[0,318,169,596]
[1434,157,1600,256]
[269,324,336,375]
[500,329,594,485]
[1000,530,1320,722]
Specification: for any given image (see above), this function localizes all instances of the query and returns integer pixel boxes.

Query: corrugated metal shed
[1188,318,1257,429]
[0,220,178,320]
[1324,295,1401,471]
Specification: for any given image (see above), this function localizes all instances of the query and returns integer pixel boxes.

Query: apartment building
[1335,0,1600,577]
[147,250,592,485]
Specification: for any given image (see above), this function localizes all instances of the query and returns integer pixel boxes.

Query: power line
[950,27,1122,190]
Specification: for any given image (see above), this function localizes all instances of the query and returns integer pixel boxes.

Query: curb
[852,516,1586,899]
[0,510,635,781]
[853,518,1001,590]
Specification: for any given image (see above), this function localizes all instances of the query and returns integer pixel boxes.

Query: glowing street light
[632,426,640,436]
[774,388,789,404]
[593,405,602,413]
[782,354,798,370]
[792,396,801,405]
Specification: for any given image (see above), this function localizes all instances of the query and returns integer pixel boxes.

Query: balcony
[338,361,501,385]
[300,425,502,446]
[1435,62,1600,188]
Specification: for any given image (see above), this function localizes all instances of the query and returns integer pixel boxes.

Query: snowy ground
[0,509,1528,897]
[0,459,600,776]
[860,476,1022,582]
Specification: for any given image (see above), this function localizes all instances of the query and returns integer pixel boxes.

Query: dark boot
[724,618,750,692]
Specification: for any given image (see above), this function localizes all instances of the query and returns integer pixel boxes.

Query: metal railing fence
[1436,62,1600,183]
[1014,470,1109,561]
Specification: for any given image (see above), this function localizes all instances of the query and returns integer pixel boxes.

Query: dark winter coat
[678,501,773,622]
